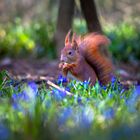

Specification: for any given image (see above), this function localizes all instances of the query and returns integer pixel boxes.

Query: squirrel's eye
[68,51,72,55]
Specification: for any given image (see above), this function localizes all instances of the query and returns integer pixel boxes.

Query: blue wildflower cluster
[12,81,38,102]
[0,71,140,140]
[57,74,68,85]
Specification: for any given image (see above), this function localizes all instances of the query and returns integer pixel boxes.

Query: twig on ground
[47,80,73,96]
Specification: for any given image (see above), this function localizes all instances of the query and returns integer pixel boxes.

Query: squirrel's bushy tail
[79,33,114,85]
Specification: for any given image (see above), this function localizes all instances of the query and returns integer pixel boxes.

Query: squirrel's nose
[60,55,67,62]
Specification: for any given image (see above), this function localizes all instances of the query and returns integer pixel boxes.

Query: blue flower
[26,82,38,100]
[126,85,140,112]
[12,102,20,110]
[110,76,119,88]
[81,106,94,128]
[108,93,113,98]
[77,97,82,104]
[134,85,140,96]
[117,82,123,91]
[52,89,66,101]
[120,89,125,94]
[82,80,90,89]
[125,99,137,113]
[57,75,67,84]
[128,85,140,103]
[12,91,28,101]
[111,76,117,84]
[86,98,90,102]
[12,82,38,102]
[65,87,70,92]
[103,107,115,120]
[99,81,103,87]
[60,91,66,98]
[27,81,38,94]
[0,124,10,140]
[58,107,72,125]
[102,85,107,90]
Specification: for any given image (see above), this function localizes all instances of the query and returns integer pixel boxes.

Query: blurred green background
[0,0,140,63]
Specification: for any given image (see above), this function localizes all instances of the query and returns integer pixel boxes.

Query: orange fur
[79,33,113,85]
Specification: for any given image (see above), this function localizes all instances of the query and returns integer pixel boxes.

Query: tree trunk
[80,0,102,32]
[54,0,75,56]
[79,0,112,58]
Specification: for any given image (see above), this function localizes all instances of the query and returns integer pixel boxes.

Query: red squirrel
[59,31,114,85]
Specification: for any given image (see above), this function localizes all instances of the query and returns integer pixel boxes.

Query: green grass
[0,70,140,140]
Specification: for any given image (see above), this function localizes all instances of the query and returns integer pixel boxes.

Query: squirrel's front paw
[59,62,69,70]
[59,62,69,76]
[59,62,64,69]
[63,64,76,72]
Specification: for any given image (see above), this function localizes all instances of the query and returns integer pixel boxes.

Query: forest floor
[0,58,140,85]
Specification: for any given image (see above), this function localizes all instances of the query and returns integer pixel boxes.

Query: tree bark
[54,0,75,56]
[80,0,102,32]
[79,0,112,58]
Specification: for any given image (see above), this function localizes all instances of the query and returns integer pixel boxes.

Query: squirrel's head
[60,30,80,63]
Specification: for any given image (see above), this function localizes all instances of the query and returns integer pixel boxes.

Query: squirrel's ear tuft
[72,39,78,50]
[72,33,78,50]
[72,32,77,43]
[65,30,72,45]
[72,32,81,45]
